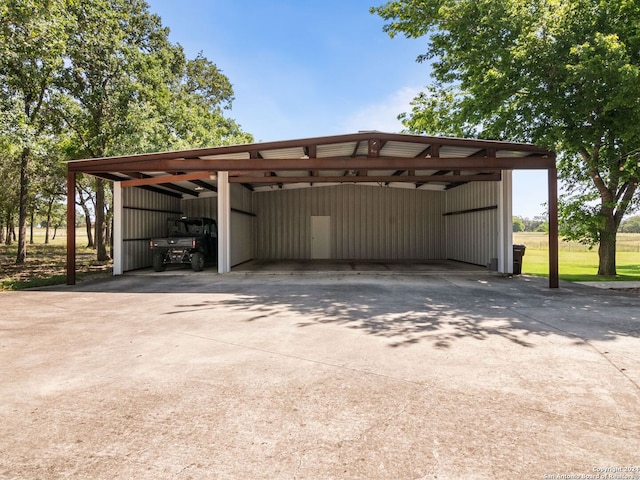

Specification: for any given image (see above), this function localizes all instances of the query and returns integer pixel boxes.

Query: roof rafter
[71,155,555,174]
[229,173,501,184]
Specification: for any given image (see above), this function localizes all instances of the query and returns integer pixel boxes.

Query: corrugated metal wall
[445,183,498,266]
[181,194,217,219]
[255,184,445,260]
[122,188,182,271]
[121,185,255,272]
[120,181,500,270]
[228,186,255,266]
[181,185,255,266]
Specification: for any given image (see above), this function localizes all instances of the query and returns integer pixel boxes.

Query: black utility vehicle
[149,217,217,272]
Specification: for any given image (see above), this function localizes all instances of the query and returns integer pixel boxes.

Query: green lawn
[514,232,640,282]
[0,228,112,290]
[1,229,638,289]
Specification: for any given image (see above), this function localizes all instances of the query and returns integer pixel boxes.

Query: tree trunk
[95,178,109,261]
[597,212,617,275]
[45,199,53,244]
[29,208,35,244]
[4,219,10,245]
[7,218,16,244]
[16,148,29,264]
[85,215,94,248]
[76,189,94,248]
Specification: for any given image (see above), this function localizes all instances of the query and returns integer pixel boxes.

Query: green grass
[1,274,73,290]
[1,229,638,288]
[514,232,640,282]
[0,228,112,290]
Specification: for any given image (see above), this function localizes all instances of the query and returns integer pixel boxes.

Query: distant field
[513,232,640,281]
[0,227,111,290]
[1,228,639,288]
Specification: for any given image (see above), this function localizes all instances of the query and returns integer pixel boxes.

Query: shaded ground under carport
[231,259,488,273]
[1,272,639,479]
[131,259,489,276]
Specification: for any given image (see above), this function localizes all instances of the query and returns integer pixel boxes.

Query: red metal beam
[228,174,502,184]
[65,132,554,168]
[120,171,212,188]
[70,156,556,174]
[548,167,559,288]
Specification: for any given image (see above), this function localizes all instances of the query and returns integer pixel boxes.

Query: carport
[66,132,558,287]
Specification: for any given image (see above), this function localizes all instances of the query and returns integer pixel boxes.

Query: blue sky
[145,0,549,218]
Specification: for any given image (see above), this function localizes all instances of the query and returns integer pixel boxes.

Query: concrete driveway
[1,272,639,479]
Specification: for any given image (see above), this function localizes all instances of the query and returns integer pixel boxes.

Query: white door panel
[311,216,330,259]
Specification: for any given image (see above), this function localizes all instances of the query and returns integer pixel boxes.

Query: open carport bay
[1,273,639,479]
[69,133,559,287]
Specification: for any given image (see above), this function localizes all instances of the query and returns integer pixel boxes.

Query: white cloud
[340,86,422,134]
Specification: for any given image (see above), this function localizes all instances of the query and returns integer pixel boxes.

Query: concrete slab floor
[1,273,639,479]
[230,259,488,274]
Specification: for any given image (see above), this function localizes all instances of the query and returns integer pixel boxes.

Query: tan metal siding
[122,188,181,271]
[181,184,255,266]
[182,195,217,218]
[445,183,498,266]
[230,185,255,266]
[121,181,500,270]
[122,186,255,271]
[255,184,445,260]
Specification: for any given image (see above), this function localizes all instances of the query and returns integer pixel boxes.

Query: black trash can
[513,244,526,275]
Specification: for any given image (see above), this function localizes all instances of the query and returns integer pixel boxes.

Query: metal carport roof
[66,131,559,287]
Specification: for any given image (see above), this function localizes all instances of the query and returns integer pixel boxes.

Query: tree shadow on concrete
[150,274,640,348]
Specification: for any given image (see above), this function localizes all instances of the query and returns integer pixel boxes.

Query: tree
[0,144,20,245]
[32,138,67,244]
[1,0,251,265]
[75,175,95,248]
[520,216,546,233]
[620,215,640,233]
[513,216,525,232]
[59,0,252,261]
[157,53,253,150]
[373,0,640,275]
[0,0,69,263]
[0,110,19,244]
[57,0,177,261]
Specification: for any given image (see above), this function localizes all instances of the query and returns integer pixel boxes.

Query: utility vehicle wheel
[152,253,166,272]
[191,252,205,272]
